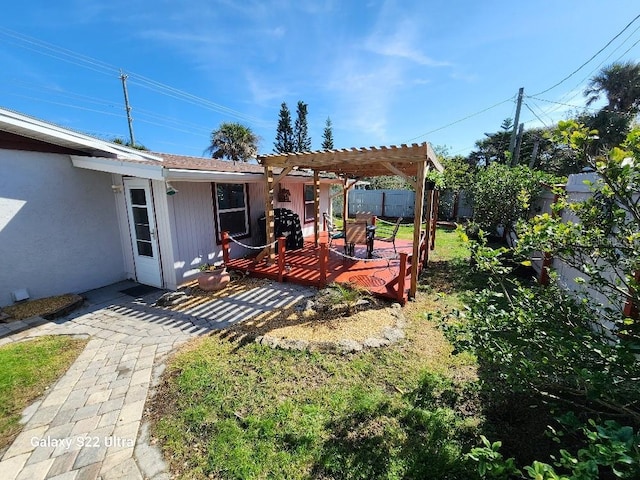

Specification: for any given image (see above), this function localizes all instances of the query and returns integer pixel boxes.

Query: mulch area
[0,294,84,322]
[170,276,400,343]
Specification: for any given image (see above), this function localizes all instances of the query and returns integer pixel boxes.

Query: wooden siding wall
[151,179,177,289]
[273,179,329,237]
[166,182,218,285]
[165,180,331,288]
[112,174,135,281]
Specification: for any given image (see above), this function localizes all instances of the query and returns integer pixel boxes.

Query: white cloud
[137,30,219,46]
[245,71,292,106]
[365,33,450,67]
[267,26,286,38]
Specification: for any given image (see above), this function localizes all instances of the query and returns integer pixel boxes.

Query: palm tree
[205,122,259,163]
[584,61,640,114]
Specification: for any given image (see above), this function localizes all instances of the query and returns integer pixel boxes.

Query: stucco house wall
[0,149,125,306]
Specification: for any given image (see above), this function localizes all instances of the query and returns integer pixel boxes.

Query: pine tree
[321,117,334,150]
[274,102,294,153]
[293,100,311,152]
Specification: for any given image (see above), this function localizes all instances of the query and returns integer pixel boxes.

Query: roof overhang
[71,155,164,180]
[165,169,265,183]
[0,107,162,161]
[165,168,339,184]
[71,157,341,184]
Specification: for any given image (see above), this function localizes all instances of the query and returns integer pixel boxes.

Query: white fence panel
[543,173,631,324]
[348,190,415,218]
[383,190,415,218]
[349,190,384,216]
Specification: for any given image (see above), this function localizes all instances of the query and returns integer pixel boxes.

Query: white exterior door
[124,178,163,287]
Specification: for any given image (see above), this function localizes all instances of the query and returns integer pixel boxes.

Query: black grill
[258,208,304,250]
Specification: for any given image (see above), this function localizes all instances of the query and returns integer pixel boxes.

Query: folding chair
[355,212,375,225]
[323,212,344,246]
[374,217,403,253]
[344,221,368,257]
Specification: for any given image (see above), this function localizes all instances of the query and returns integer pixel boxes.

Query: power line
[523,102,549,128]
[536,22,640,118]
[2,93,127,118]
[552,26,640,116]
[528,98,557,124]
[532,13,640,96]
[3,78,216,134]
[0,28,268,125]
[526,95,639,118]
[406,95,514,142]
[616,34,640,60]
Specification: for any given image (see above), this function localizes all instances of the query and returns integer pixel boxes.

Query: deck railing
[222,230,412,304]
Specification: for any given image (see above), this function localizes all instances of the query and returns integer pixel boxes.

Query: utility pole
[513,123,524,165]
[509,87,524,159]
[120,70,135,147]
[528,137,540,169]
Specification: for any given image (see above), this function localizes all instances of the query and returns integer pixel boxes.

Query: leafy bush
[444,279,639,422]
[468,419,640,480]
[472,164,562,238]
[517,121,640,339]
[447,124,640,477]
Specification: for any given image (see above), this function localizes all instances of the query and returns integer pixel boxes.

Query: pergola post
[342,178,349,223]
[410,159,427,299]
[423,187,433,267]
[314,170,320,247]
[258,164,275,263]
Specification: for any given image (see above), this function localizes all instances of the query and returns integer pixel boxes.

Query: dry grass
[234,304,397,343]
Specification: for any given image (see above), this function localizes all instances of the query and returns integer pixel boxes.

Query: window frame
[303,184,316,224]
[212,182,251,244]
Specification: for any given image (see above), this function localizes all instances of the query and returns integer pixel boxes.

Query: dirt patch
[1,294,83,322]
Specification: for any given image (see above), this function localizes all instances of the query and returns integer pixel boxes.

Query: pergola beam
[273,166,294,186]
[381,162,417,190]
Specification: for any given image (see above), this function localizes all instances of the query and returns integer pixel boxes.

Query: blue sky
[1,1,639,158]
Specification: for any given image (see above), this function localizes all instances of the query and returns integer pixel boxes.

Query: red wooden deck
[225,232,417,304]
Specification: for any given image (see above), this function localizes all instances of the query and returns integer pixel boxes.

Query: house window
[303,184,316,223]
[214,183,250,242]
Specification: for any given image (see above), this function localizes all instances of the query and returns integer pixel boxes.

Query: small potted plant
[425,170,445,190]
[197,260,230,291]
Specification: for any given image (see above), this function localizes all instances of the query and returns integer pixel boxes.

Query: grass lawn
[152,228,485,479]
[0,335,88,450]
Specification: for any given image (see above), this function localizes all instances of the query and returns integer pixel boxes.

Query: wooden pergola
[257,142,443,299]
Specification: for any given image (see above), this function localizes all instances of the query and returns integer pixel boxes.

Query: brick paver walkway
[0,282,313,480]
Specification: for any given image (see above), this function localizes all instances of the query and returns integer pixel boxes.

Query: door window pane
[132,207,149,225]
[137,240,153,257]
[305,203,315,222]
[134,223,151,241]
[304,184,315,222]
[130,189,146,205]
[304,184,315,202]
